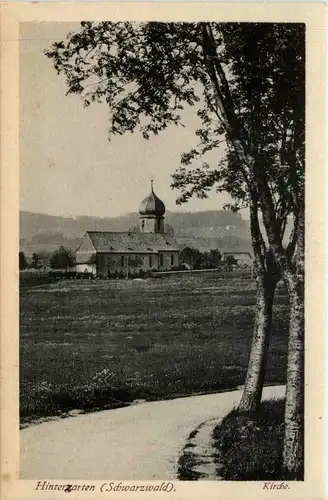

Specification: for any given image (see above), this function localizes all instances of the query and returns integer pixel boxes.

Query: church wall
[158,251,179,270]
[172,251,179,269]
[76,249,180,278]
[96,253,160,278]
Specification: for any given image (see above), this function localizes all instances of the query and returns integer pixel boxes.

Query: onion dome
[139,181,165,217]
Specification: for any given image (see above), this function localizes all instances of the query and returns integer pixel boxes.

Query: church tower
[139,181,165,234]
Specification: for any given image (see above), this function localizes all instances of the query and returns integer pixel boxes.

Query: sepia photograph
[0,3,326,500]
[19,18,305,481]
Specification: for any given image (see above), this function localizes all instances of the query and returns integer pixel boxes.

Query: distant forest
[20,209,292,257]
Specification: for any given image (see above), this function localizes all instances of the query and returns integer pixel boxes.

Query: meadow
[20,274,289,424]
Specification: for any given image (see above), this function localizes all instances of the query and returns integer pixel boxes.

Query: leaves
[50,246,76,270]
[46,22,304,259]
[46,22,204,139]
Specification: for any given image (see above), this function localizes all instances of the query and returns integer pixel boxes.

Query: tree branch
[249,188,267,265]
[286,212,299,260]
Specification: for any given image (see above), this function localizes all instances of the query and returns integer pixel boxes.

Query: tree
[180,247,203,269]
[37,250,51,270]
[180,248,222,269]
[179,24,303,476]
[203,249,222,268]
[171,24,303,477]
[19,251,28,270]
[50,246,76,270]
[30,252,41,269]
[223,255,237,269]
[46,22,304,477]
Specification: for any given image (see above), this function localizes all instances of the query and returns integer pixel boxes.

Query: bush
[212,399,289,480]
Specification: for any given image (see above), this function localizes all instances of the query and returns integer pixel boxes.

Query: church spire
[139,181,165,233]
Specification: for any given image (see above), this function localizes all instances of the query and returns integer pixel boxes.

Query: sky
[20,22,234,218]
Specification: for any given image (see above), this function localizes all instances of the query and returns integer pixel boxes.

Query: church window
[121,256,125,267]
[160,254,164,267]
[171,254,174,266]
[141,220,145,230]
[149,255,152,267]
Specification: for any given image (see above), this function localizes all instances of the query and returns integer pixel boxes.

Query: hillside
[20,209,255,257]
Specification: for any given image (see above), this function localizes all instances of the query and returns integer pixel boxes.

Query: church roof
[85,231,179,254]
[139,181,165,217]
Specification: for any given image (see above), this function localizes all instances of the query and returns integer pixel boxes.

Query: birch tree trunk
[283,208,304,479]
[239,272,278,411]
[239,192,281,412]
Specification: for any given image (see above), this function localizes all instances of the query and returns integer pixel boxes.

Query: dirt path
[20,385,285,479]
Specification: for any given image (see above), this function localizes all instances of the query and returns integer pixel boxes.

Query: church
[75,182,180,278]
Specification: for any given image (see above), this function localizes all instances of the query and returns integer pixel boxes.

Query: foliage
[223,255,237,267]
[179,247,203,269]
[45,21,304,280]
[180,247,222,270]
[36,250,51,269]
[202,249,222,268]
[50,246,76,270]
[29,251,51,270]
[46,22,201,137]
[172,24,304,198]
[30,252,42,269]
[45,22,304,231]
[19,251,28,270]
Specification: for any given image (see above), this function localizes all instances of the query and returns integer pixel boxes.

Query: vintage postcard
[0,2,326,500]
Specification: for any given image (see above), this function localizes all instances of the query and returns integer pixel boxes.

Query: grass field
[20,270,59,288]
[20,274,289,424]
